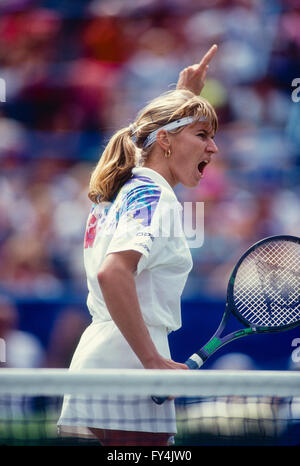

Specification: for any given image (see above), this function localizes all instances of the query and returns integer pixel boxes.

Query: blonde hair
[88,89,218,203]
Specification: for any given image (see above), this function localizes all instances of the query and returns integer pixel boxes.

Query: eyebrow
[195,127,215,138]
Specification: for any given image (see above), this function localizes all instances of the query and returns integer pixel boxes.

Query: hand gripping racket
[153,235,300,404]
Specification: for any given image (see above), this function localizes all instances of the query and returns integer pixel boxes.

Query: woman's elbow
[97,262,124,287]
[97,252,138,287]
[97,266,111,286]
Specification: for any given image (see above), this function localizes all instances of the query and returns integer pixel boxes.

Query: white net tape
[0,369,300,397]
[0,369,300,446]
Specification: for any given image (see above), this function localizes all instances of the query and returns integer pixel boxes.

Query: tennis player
[58,46,218,446]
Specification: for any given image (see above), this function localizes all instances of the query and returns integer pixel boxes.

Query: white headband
[132,116,206,148]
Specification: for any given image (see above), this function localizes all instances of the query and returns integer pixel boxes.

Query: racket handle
[151,395,167,405]
[185,353,205,369]
[151,355,205,405]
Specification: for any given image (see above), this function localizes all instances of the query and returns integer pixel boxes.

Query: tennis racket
[153,235,300,404]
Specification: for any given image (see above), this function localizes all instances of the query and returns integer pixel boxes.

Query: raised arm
[176,44,218,95]
[97,250,188,370]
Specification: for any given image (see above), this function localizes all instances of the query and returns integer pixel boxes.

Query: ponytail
[88,127,136,203]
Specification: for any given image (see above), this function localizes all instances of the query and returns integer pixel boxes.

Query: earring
[165,149,171,158]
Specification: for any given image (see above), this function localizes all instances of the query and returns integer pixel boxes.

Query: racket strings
[233,240,300,328]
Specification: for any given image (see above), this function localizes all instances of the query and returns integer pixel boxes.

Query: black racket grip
[152,395,167,405]
[151,357,200,405]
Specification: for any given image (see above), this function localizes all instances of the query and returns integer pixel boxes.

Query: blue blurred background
[0,0,299,372]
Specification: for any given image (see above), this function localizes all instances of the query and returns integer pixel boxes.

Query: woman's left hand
[176,44,218,95]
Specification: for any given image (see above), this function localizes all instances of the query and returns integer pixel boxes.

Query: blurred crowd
[0,0,300,366]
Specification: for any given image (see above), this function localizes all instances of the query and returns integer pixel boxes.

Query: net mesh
[0,369,299,446]
[233,239,300,327]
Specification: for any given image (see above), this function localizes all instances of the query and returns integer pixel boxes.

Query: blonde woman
[58,46,218,446]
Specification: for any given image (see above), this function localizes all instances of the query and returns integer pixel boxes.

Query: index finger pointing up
[199,44,218,68]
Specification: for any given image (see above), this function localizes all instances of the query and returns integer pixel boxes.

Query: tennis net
[0,368,299,446]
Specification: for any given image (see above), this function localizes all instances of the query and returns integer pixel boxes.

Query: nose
[207,138,218,154]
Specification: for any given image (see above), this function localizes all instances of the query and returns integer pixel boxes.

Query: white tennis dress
[57,166,193,437]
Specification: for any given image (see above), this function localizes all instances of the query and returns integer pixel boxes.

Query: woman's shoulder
[123,175,180,214]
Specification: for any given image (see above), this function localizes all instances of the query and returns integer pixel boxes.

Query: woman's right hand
[143,355,189,370]
[144,356,189,401]
[176,44,218,95]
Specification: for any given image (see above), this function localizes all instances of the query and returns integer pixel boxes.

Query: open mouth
[197,160,209,177]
